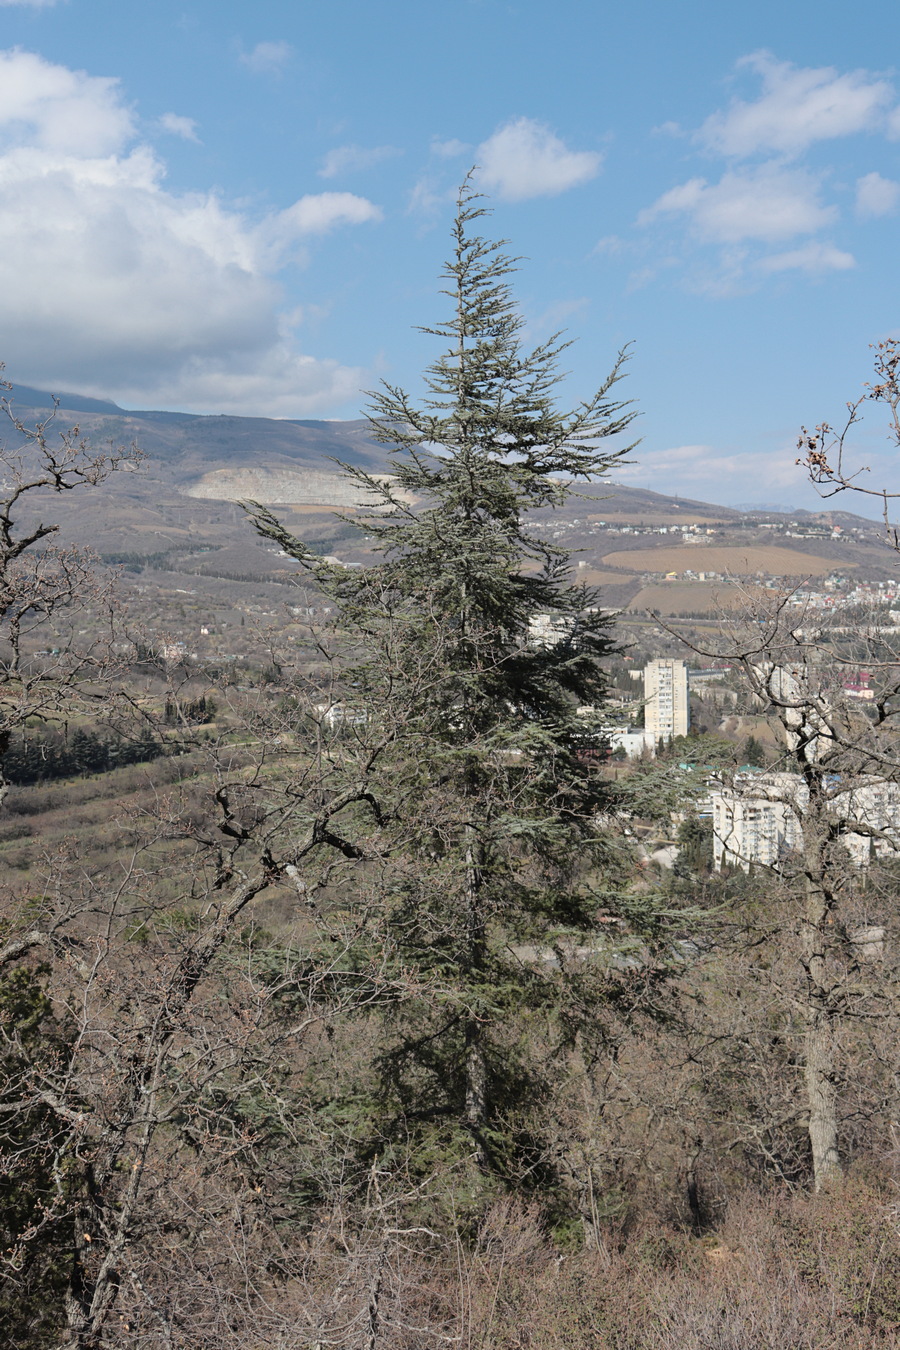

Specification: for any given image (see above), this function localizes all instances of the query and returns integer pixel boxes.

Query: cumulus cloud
[0,49,380,415]
[475,117,600,201]
[157,112,200,142]
[856,171,900,218]
[431,137,469,158]
[639,53,900,292]
[761,244,858,275]
[617,443,807,495]
[640,165,834,244]
[0,48,134,153]
[757,242,856,274]
[699,51,895,158]
[318,143,400,178]
[254,193,381,266]
[239,41,292,75]
[111,341,369,420]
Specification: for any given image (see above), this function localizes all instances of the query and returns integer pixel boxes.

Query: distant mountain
[5,384,125,415]
[0,384,887,538]
[597,483,743,521]
[2,385,387,505]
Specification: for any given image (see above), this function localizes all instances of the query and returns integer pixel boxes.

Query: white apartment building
[575,707,658,760]
[603,726,659,759]
[644,659,690,741]
[712,774,803,870]
[527,612,574,649]
[753,661,833,762]
[711,772,900,871]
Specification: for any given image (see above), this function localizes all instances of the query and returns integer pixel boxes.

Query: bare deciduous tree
[0,372,145,812]
[797,337,900,551]
[665,587,900,1191]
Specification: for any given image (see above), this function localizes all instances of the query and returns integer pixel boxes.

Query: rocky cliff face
[182,465,399,506]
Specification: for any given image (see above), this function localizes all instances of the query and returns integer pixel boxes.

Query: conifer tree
[247,182,644,1190]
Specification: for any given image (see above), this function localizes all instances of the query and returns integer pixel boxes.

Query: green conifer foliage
[247,184,646,1196]
[743,734,766,767]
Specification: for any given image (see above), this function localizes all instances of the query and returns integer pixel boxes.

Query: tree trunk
[464,827,488,1165]
[803,855,841,1190]
[465,1019,488,1160]
[805,1013,840,1190]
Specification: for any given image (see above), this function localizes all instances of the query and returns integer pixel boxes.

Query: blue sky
[1,0,900,508]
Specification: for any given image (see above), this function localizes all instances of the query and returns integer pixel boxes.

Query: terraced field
[627,583,750,614]
[573,566,639,585]
[601,544,848,576]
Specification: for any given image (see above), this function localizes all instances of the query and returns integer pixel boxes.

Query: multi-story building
[711,772,900,871]
[527,612,574,649]
[754,661,832,761]
[602,726,659,759]
[712,774,803,870]
[643,659,689,741]
[575,707,658,760]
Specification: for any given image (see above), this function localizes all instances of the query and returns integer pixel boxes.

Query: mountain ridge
[0,383,886,532]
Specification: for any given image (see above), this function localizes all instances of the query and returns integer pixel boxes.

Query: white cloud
[431,137,469,158]
[523,297,588,340]
[157,112,200,143]
[0,49,381,415]
[318,143,400,178]
[408,175,455,216]
[757,242,856,274]
[254,193,381,266]
[617,445,725,485]
[475,117,601,201]
[617,443,806,494]
[699,51,895,158]
[110,340,368,419]
[856,171,900,218]
[0,0,60,6]
[239,41,292,75]
[0,48,134,154]
[638,54,900,295]
[640,165,834,243]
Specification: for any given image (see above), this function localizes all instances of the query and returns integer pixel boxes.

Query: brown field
[521,563,629,584]
[601,544,849,576]
[575,566,639,585]
[628,584,751,614]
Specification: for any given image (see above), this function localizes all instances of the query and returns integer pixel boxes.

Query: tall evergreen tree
[248,183,646,1193]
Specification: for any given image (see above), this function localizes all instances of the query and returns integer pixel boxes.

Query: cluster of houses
[587,651,900,876]
[786,578,900,609]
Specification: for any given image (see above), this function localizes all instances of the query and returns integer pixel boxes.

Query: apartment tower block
[643,658,689,741]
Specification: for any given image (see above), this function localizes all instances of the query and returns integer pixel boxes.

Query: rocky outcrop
[182,465,397,506]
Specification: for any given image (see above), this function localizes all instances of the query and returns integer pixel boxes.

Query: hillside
[4,385,899,626]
